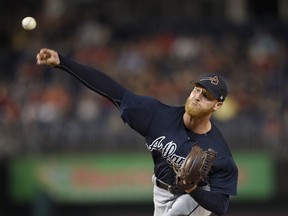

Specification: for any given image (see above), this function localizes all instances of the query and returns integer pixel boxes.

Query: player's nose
[192,92,202,101]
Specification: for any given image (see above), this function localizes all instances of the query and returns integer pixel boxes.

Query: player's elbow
[214,206,228,216]
[214,197,229,216]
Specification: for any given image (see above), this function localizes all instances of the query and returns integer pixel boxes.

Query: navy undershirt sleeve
[190,187,229,215]
[55,55,126,109]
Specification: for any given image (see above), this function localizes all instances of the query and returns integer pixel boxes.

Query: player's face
[185,86,220,118]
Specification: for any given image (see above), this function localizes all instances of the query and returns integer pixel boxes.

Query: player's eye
[193,87,214,101]
[202,92,214,101]
[192,87,202,94]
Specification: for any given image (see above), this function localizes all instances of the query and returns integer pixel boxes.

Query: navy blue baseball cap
[194,74,228,102]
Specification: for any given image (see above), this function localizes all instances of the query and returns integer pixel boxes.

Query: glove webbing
[200,148,217,181]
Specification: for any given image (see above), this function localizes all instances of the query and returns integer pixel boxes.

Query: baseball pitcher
[36,48,238,216]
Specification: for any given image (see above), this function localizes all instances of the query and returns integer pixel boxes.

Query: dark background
[1,0,288,215]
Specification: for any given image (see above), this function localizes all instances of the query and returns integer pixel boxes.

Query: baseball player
[36,48,238,216]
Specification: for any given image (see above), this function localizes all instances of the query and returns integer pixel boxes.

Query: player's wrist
[185,185,197,193]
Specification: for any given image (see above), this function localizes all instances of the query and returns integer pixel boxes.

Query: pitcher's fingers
[39,48,50,54]
[36,54,47,64]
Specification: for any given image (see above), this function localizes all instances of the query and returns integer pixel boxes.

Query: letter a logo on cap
[210,76,219,85]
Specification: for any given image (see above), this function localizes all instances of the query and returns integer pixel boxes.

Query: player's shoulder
[207,124,233,157]
[123,90,184,110]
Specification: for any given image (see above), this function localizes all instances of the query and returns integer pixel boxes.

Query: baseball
[22,17,37,30]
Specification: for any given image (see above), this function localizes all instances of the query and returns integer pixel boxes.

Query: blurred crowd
[1,1,288,157]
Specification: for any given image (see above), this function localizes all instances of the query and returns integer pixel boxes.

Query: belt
[155,178,185,195]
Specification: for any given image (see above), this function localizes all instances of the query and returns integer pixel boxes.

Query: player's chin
[186,107,200,117]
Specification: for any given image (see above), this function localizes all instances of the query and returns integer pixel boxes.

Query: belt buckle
[168,185,173,194]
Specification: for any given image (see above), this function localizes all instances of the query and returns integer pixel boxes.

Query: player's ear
[213,102,223,111]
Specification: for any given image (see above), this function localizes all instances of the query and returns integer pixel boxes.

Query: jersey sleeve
[209,156,238,196]
[120,90,160,136]
[56,55,126,109]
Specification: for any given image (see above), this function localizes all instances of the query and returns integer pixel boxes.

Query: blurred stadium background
[0,0,288,215]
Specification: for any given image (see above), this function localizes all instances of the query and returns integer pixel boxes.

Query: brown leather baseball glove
[175,145,217,192]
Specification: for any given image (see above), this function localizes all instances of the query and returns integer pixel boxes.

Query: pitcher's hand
[36,48,60,67]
